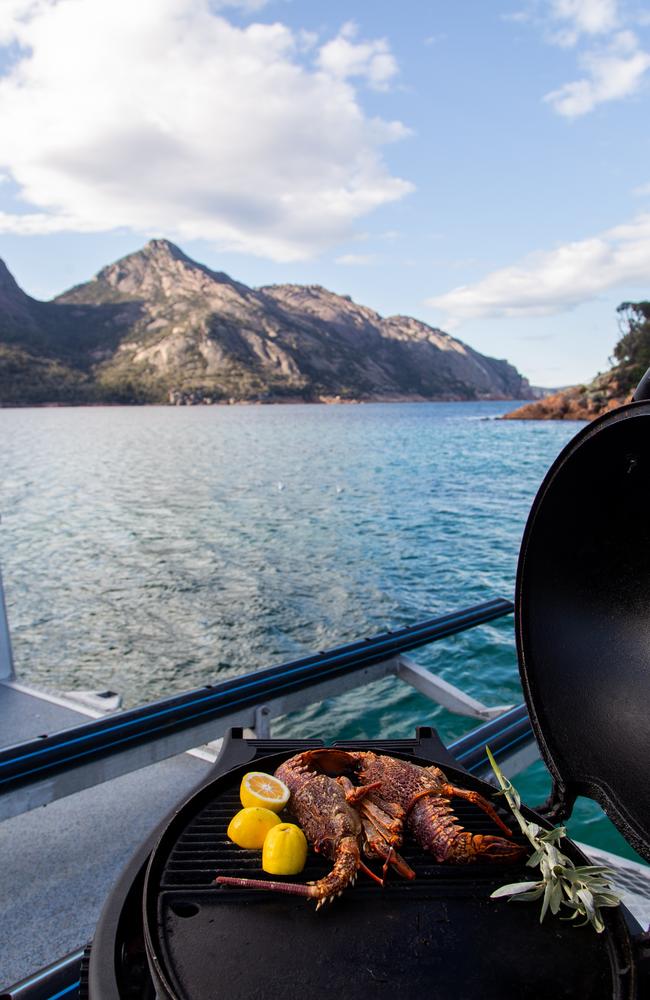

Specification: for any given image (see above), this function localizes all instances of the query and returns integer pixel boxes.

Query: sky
[0,0,649,387]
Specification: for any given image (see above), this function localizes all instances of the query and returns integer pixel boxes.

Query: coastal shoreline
[0,394,534,409]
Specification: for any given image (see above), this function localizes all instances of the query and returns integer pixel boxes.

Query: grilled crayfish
[328,750,526,864]
[215,749,525,907]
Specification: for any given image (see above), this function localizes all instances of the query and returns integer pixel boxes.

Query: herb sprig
[486,747,621,933]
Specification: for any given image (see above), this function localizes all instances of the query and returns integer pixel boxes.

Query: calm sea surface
[0,402,643,862]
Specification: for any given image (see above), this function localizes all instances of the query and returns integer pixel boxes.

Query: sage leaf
[550,880,563,915]
[511,889,546,902]
[490,881,541,898]
[540,880,553,923]
[577,888,596,919]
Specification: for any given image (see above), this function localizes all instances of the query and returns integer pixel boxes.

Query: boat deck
[0,680,213,989]
[0,680,99,746]
[1,743,210,988]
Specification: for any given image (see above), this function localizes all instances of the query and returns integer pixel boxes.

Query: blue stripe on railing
[453,712,528,760]
[447,701,536,775]
[44,983,79,1000]
[1,950,83,1000]
[466,730,534,773]
[6,954,84,995]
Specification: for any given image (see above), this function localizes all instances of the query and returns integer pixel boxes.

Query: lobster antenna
[215,875,315,896]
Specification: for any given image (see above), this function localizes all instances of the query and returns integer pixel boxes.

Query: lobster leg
[336,775,414,880]
[336,776,383,805]
[357,797,404,836]
[216,834,361,909]
[438,783,513,837]
[361,818,415,880]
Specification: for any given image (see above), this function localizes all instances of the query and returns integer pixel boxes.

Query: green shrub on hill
[613,302,650,390]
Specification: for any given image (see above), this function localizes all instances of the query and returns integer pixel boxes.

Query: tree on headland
[504,299,650,421]
[613,301,650,390]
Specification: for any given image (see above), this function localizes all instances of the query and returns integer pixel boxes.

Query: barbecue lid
[515,395,650,861]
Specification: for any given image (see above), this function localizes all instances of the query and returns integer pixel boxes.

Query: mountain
[0,240,533,405]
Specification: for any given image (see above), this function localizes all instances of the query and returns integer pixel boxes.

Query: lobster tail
[436,831,526,864]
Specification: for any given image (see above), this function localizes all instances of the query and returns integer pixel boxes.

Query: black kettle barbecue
[82,373,650,1000]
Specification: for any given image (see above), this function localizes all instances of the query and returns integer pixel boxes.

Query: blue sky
[0,0,649,386]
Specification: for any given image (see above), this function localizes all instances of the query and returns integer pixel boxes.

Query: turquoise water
[0,401,644,863]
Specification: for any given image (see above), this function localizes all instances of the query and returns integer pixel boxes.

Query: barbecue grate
[160,784,531,895]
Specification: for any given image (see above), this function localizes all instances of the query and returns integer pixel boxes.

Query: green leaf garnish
[486,746,621,934]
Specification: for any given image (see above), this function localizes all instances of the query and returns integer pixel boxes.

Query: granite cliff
[0,240,533,405]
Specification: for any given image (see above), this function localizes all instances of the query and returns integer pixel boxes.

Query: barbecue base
[157,893,623,1000]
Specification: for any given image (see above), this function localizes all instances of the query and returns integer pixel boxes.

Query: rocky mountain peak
[60,239,244,305]
[96,239,197,287]
[1,240,534,405]
[142,238,189,263]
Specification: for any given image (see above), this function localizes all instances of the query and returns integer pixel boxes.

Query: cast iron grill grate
[160,777,531,895]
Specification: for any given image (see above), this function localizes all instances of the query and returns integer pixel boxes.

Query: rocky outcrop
[0,240,533,405]
[503,371,633,421]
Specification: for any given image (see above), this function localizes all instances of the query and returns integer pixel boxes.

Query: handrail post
[0,566,14,681]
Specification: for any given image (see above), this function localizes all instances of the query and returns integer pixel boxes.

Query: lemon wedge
[262,823,308,875]
[240,771,290,812]
[227,807,281,849]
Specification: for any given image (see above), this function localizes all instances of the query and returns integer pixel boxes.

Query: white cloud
[547,0,619,45]
[633,180,650,195]
[335,253,377,265]
[215,0,272,10]
[316,21,398,91]
[512,1,650,115]
[427,213,650,323]
[0,210,99,233]
[0,0,412,260]
[545,29,650,114]
[0,0,269,39]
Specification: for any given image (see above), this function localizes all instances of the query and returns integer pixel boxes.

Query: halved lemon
[227,807,281,849]
[240,772,290,812]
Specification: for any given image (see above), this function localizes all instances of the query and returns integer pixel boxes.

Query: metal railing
[0,598,530,821]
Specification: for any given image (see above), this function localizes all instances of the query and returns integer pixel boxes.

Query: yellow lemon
[227,807,281,849]
[240,772,290,812]
[262,822,308,875]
